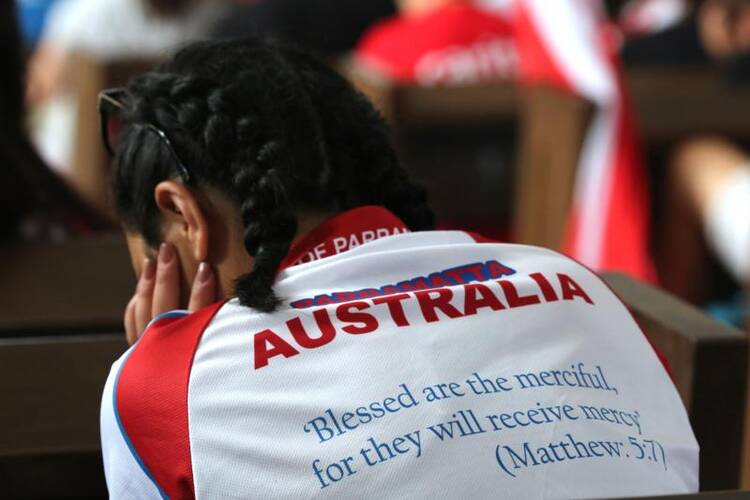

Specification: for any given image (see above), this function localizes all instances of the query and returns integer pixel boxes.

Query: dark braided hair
[112,37,434,311]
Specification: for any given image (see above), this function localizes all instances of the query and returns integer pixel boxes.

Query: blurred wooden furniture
[627,69,750,143]
[514,85,590,249]
[348,66,750,251]
[603,272,748,491]
[0,235,134,337]
[0,334,127,498]
[352,66,750,144]
[0,235,132,496]
[348,64,519,238]
[356,78,588,249]
[69,53,161,218]
[346,61,517,125]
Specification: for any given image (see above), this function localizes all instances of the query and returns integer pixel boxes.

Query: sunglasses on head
[97,87,193,184]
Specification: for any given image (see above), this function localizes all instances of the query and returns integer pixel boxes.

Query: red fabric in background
[356,3,516,84]
[513,1,656,283]
[359,0,656,284]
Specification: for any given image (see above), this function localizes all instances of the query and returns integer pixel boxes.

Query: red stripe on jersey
[115,301,226,499]
[279,206,408,270]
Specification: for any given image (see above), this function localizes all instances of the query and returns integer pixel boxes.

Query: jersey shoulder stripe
[112,347,168,499]
[114,301,225,499]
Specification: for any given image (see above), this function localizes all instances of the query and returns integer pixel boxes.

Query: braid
[232,140,297,311]
[289,57,435,231]
[227,50,347,310]
[113,37,435,312]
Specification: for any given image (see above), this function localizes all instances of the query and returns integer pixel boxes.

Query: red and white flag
[513,0,656,282]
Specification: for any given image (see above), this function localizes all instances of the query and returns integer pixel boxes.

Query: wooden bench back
[603,273,748,491]
[0,235,134,337]
[0,236,133,496]
[348,68,750,251]
[0,334,126,498]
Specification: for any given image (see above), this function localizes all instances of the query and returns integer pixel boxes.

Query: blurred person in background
[27,0,224,105]
[354,0,517,85]
[616,0,689,39]
[625,0,750,324]
[0,1,108,241]
[26,0,224,175]
[665,135,750,326]
[622,0,750,78]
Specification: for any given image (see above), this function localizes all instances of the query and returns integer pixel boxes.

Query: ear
[154,180,209,262]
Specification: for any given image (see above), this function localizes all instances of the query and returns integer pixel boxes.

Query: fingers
[124,296,138,346]
[124,243,213,345]
[188,262,217,312]
[134,258,156,337]
[152,243,180,317]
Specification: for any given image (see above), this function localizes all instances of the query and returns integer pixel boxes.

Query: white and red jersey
[101,206,698,499]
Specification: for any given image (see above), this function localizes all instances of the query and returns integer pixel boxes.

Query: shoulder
[101,301,226,499]
[277,230,595,310]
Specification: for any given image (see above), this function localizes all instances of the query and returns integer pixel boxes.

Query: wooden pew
[351,67,750,144]
[514,85,590,248]
[0,234,134,337]
[347,67,750,250]
[627,69,750,143]
[0,334,127,498]
[346,63,518,239]
[0,235,132,496]
[603,273,748,491]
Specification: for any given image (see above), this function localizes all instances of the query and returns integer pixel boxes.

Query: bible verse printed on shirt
[303,363,666,490]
